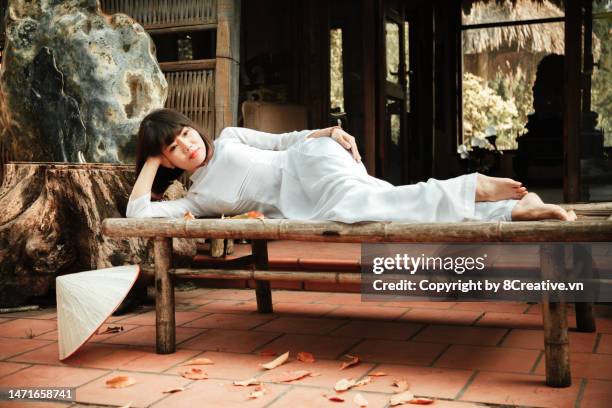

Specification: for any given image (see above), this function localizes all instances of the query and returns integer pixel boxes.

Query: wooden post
[215,0,241,136]
[154,237,175,354]
[252,240,272,313]
[564,0,582,202]
[362,0,377,174]
[540,244,571,387]
[573,244,596,332]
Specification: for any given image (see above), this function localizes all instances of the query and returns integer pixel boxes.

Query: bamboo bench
[102,205,612,388]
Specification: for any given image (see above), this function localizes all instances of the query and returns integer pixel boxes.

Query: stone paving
[0,288,611,407]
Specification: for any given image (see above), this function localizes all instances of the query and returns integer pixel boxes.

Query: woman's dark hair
[135,109,215,195]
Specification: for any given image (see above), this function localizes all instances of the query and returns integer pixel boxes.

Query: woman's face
[161,126,207,172]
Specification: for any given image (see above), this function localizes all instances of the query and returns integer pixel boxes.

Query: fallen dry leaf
[297,351,315,363]
[275,370,312,383]
[247,385,267,399]
[184,211,195,220]
[182,357,214,365]
[408,397,435,405]
[340,354,360,370]
[354,376,371,387]
[180,367,208,380]
[259,349,277,356]
[162,387,185,394]
[98,326,123,335]
[105,375,136,389]
[228,211,265,220]
[354,393,369,407]
[233,378,261,387]
[334,378,357,392]
[324,394,345,402]
[369,372,388,377]
[391,379,410,393]
[260,351,289,369]
[390,390,415,406]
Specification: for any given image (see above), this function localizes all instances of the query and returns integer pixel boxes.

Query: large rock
[1,0,167,163]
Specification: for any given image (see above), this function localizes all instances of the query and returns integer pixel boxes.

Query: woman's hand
[307,126,362,162]
[150,154,175,169]
[330,127,362,163]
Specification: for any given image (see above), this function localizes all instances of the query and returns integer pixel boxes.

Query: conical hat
[56,265,140,360]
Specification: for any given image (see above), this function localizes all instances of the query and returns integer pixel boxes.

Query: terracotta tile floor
[1,290,611,407]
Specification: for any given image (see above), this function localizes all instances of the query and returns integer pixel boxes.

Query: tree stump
[0,162,151,307]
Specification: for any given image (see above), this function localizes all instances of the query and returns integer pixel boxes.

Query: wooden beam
[168,268,362,284]
[564,0,582,202]
[102,218,612,242]
[146,23,217,35]
[214,0,241,136]
[362,0,377,174]
[160,59,216,72]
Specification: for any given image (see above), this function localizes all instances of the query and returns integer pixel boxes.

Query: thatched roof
[463,0,565,54]
[462,0,564,14]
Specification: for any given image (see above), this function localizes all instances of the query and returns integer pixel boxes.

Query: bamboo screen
[165,69,215,139]
[101,0,217,28]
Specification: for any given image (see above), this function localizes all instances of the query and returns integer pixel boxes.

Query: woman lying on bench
[127,109,576,223]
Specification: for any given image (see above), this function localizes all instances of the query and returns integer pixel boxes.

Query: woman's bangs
[159,122,184,148]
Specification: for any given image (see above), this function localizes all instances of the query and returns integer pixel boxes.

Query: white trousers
[292,138,518,223]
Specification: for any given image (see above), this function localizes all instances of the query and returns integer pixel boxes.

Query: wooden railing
[164,68,215,139]
[100,0,217,30]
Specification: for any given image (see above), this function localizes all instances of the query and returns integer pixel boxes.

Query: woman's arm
[218,126,361,161]
[127,156,201,218]
[130,156,163,201]
[218,127,317,150]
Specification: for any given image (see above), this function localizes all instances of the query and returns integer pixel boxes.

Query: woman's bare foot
[511,192,577,221]
[475,174,528,202]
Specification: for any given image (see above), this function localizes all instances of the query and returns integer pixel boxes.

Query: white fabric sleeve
[217,127,317,150]
[126,192,201,218]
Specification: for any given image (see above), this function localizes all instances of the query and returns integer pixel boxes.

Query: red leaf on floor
[391,379,410,393]
[260,351,289,369]
[390,390,415,406]
[334,378,357,392]
[369,372,388,377]
[233,378,261,387]
[162,387,185,394]
[354,393,369,407]
[182,357,214,365]
[297,351,316,363]
[247,385,267,399]
[259,349,278,356]
[323,394,345,402]
[274,370,312,383]
[340,354,360,370]
[408,397,435,405]
[105,375,136,389]
[180,367,208,380]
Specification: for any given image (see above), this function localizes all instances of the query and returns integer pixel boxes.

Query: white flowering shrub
[462,72,523,151]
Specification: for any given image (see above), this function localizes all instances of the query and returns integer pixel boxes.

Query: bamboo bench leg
[252,240,273,313]
[573,245,596,332]
[154,237,175,354]
[575,302,596,332]
[540,244,571,387]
